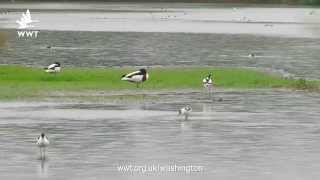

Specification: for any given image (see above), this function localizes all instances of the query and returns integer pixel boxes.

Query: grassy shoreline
[0,65,318,100]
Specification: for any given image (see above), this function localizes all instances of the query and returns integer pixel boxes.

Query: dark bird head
[121,74,126,78]
[55,62,61,66]
[139,68,147,75]
[41,133,45,138]
[208,73,212,78]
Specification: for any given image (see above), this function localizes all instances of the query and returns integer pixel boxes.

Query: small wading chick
[178,105,192,120]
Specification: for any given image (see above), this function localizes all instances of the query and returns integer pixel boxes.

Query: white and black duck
[121,68,149,87]
[45,62,61,73]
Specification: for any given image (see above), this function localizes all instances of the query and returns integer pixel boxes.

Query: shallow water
[1,31,320,79]
[0,90,319,180]
[0,3,320,79]
[0,3,320,180]
[0,3,319,37]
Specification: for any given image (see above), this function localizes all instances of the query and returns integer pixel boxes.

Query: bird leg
[40,147,45,159]
[208,87,212,98]
[210,86,215,100]
[39,147,42,158]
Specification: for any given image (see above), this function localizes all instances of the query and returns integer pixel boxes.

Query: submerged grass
[0,65,318,100]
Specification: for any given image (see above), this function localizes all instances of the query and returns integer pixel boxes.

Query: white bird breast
[203,78,212,84]
[37,137,50,147]
[180,108,191,115]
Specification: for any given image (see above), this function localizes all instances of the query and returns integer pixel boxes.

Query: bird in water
[45,62,61,74]
[36,133,50,159]
[121,68,149,88]
[178,105,192,120]
[248,53,255,58]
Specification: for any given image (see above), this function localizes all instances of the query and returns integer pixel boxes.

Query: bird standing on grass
[202,73,213,90]
[45,62,61,74]
[178,105,192,120]
[121,68,149,88]
[36,133,50,159]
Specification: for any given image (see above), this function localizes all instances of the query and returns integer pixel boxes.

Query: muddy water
[0,89,319,180]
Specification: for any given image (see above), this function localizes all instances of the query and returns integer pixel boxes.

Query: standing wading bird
[178,105,192,120]
[45,62,61,74]
[121,68,149,88]
[36,133,50,159]
[202,73,213,91]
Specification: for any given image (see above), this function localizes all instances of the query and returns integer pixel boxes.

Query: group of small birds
[38,62,214,158]
[150,8,187,20]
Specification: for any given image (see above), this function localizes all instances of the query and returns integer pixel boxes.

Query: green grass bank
[0,65,318,100]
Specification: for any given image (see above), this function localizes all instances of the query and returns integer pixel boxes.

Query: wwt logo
[16,9,40,38]
[17,31,39,38]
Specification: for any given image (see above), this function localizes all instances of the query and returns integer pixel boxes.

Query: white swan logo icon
[16,9,39,29]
